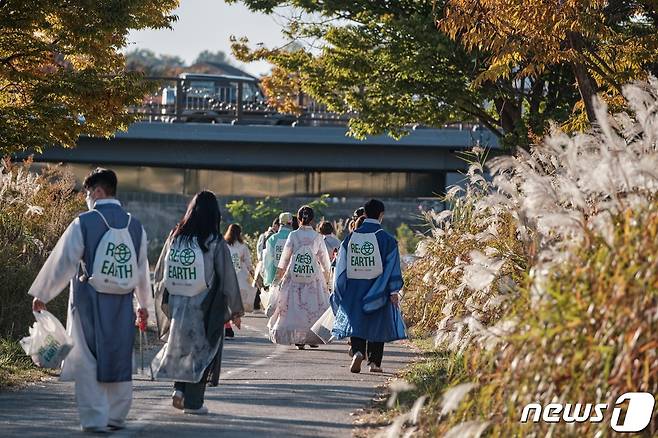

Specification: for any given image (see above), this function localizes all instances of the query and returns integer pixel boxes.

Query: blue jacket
[330,220,406,342]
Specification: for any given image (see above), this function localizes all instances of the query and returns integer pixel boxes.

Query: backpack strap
[92,209,111,229]
[79,210,111,282]
[91,209,131,230]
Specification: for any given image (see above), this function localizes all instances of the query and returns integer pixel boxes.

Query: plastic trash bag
[264,285,279,318]
[251,261,264,290]
[20,310,73,369]
[311,307,335,344]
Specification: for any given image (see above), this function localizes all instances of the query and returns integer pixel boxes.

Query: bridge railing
[128,76,355,126]
[128,76,480,130]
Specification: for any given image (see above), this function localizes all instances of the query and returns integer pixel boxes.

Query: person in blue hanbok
[331,199,406,373]
[29,168,151,432]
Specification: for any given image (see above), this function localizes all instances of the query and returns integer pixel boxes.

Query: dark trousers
[351,337,384,367]
[174,366,211,410]
[254,289,262,310]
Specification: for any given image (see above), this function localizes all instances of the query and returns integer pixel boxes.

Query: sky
[126,1,290,77]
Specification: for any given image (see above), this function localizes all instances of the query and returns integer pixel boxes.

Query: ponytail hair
[297,205,314,226]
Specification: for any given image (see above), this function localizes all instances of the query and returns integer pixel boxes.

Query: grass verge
[0,337,53,391]
[354,337,467,436]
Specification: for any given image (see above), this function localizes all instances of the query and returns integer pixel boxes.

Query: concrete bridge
[23,122,499,172]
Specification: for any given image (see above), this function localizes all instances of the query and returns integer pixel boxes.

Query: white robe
[28,199,152,429]
[227,241,256,312]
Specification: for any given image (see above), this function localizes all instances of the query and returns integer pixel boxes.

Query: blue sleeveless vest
[74,202,143,382]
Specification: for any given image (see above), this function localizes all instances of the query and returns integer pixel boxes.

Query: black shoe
[309,344,319,348]
[295,344,305,350]
[225,327,235,338]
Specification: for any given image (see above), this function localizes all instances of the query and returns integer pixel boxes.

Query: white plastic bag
[259,288,271,311]
[264,285,280,318]
[311,307,335,344]
[20,310,73,369]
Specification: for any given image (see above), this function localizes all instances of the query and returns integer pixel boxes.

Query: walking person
[348,206,366,232]
[254,217,279,311]
[151,190,244,415]
[224,223,256,339]
[318,221,341,261]
[331,199,406,373]
[263,212,294,288]
[28,168,151,432]
[268,206,332,349]
[257,218,279,263]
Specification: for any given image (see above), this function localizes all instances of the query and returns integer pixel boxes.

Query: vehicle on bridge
[137,72,349,127]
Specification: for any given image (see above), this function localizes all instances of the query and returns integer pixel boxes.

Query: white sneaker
[369,363,383,373]
[184,405,209,415]
[350,351,364,373]
[172,390,184,410]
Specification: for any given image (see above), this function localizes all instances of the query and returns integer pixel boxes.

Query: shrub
[396,79,658,436]
[0,160,84,339]
[395,223,421,255]
[224,197,282,235]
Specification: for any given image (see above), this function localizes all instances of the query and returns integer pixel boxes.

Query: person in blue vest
[29,168,151,432]
[331,199,406,373]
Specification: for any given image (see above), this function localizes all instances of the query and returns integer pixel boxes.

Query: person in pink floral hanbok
[268,205,332,349]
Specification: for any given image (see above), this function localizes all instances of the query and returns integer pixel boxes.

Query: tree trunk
[567,31,598,123]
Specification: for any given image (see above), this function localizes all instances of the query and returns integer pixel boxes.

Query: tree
[440,0,658,127]
[125,49,185,76]
[0,0,178,155]
[193,50,233,66]
[230,0,580,148]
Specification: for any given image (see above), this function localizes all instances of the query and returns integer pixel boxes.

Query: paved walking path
[0,314,414,437]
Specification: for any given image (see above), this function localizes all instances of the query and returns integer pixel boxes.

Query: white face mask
[85,192,95,210]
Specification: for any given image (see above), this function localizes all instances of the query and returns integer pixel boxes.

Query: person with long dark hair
[152,191,244,415]
[268,205,332,349]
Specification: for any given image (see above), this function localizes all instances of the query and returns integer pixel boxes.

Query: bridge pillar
[175,78,184,121]
[236,81,243,123]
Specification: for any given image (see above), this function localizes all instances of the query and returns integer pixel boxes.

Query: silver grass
[440,383,476,417]
[409,395,428,425]
[376,414,406,438]
[387,380,416,408]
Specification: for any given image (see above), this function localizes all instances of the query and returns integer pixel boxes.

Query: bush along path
[382,79,658,437]
[0,161,84,389]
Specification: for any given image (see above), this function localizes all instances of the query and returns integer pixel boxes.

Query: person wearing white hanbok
[268,206,331,349]
[225,224,257,313]
[29,168,151,433]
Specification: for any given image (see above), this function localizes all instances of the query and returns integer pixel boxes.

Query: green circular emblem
[179,248,196,266]
[361,241,375,256]
[113,243,132,263]
[301,253,312,265]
